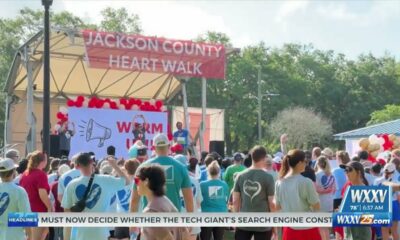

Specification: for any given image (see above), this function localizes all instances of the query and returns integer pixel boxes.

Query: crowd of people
[1,130,400,240]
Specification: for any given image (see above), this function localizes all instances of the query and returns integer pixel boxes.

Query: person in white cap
[374,162,400,240]
[0,158,32,240]
[130,133,194,236]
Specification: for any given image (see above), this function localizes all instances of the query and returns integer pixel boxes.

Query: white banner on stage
[68,107,168,159]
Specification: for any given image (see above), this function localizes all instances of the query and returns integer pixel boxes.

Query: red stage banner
[82,30,226,79]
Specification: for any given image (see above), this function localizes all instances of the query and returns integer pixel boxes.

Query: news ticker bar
[8,212,332,227]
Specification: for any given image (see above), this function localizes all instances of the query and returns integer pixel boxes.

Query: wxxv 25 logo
[333,186,392,227]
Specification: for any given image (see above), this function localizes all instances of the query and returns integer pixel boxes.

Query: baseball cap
[383,163,396,173]
[233,152,244,161]
[153,133,169,147]
[273,156,282,163]
[6,149,20,160]
[58,164,71,176]
[340,161,364,173]
[0,158,18,172]
[100,164,113,175]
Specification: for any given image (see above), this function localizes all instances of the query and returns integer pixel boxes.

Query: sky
[1,0,399,59]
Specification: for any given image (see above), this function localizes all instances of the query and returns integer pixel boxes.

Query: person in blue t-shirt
[61,153,130,240]
[173,121,189,151]
[200,161,229,240]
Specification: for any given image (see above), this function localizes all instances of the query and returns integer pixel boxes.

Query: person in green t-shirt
[224,152,246,192]
[130,133,194,212]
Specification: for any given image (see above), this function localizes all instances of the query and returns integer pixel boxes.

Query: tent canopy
[334,119,400,140]
[5,29,182,100]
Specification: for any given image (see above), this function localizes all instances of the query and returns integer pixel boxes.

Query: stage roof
[4,29,181,101]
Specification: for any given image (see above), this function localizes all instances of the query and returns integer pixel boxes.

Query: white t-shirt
[315,171,335,212]
[58,169,81,198]
[61,175,126,240]
[365,173,376,187]
[374,176,399,200]
[180,175,202,235]
[48,173,58,185]
[0,181,31,240]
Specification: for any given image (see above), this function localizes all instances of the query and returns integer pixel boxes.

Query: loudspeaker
[209,141,225,158]
[86,119,112,147]
[50,135,60,158]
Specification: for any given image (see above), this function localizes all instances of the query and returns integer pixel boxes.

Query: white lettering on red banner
[82,30,226,79]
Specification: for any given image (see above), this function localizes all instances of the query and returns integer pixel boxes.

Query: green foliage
[368,105,400,125]
[269,107,333,149]
[100,7,142,33]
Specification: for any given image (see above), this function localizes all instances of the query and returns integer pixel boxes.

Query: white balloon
[369,134,379,145]
[132,105,139,110]
[149,99,156,105]
[161,106,167,112]
[59,106,68,114]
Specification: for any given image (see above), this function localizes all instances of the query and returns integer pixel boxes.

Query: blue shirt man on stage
[173,121,189,150]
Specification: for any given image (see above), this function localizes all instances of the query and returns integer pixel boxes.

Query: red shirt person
[20,151,52,240]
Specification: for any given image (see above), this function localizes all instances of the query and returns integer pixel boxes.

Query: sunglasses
[345,167,354,173]
[134,177,141,185]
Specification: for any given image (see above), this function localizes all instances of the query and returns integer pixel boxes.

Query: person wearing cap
[128,140,148,163]
[5,148,20,164]
[130,133,194,213]
[57,153,81,203]
[339,161,372,240]
[374,162,400,240]
[224,152,246,192]
[62,152,130,240]
[0,158,32,240]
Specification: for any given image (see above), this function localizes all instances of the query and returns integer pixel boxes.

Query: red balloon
[155,100,163,108]
[56,112,64,120]
[67,99,75,107]
[110,102,118,109]
[96,100,104,108]
[76,96,85,103]
[76,101,83,108]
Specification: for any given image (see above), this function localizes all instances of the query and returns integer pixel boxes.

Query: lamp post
[255,66,279,143]
[42,0,53,155]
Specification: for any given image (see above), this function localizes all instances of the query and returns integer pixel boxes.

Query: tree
[100,7,142,33]
[367,105,400,125]
[269,107,333,149]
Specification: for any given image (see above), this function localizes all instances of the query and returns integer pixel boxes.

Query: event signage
[332,186,392,227]
[82,30,226,79]
[68,107,168,159]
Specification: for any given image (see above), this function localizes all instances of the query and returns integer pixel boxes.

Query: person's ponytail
[279,155,290,179]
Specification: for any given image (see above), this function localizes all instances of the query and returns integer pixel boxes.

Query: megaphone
[85,119,111,147]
